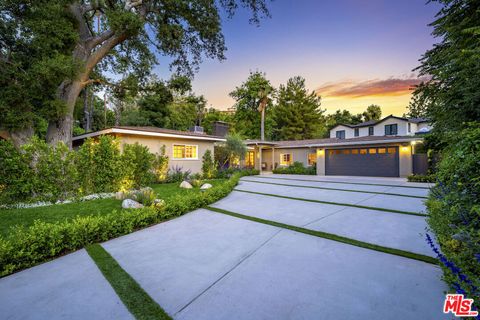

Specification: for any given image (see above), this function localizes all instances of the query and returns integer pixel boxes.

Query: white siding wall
[329,125,355,139]
[329,119,428,138]
[373,118,408,136]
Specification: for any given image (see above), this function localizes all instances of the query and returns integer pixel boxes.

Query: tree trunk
[46,80,84,147]
[261,107,265,141]
[9,126,34,150]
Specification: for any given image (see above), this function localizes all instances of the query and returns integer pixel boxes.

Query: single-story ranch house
[72,126,226,174]
[4,115,430,177]
[245,115,431,177]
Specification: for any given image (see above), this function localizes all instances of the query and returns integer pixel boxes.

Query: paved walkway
[0,175,448,319]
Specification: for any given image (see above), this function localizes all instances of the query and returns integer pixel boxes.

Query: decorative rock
[115,191,124,200]
[180,181,193,189]
[122,199,144,209]
[200,183,212,190]
[153,199,165,208]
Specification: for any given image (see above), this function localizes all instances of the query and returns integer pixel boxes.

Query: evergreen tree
[273,76,325,140]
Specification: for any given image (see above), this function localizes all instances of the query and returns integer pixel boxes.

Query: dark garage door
[326,146,399,177]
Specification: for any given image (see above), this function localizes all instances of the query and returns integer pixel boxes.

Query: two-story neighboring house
[329,115,431,139]
[245,115,430,178]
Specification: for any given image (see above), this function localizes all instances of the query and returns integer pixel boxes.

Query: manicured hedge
[427,125,480,307]
[0,169,259,277]
[273,161,316,175]
[407,174,436,183]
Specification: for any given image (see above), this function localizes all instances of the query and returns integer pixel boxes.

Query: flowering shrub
[427,124,480,309]
[0,169,258,277]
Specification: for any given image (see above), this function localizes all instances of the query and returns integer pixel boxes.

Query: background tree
[273,76,325,140]
[0,0,270,147]
[413,0,480,143]
[406,82,434,119]
[362,104,382,122]
[324,109,363,133]
[230,71,275,139]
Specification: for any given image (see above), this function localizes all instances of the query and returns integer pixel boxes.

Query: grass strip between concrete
[253,175,431,190]
[234,189,427,217]
[242,179,428,199]
[86,244,172,320]
[206,206,438,265]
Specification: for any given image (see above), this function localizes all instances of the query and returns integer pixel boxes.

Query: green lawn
[0,179,225,237]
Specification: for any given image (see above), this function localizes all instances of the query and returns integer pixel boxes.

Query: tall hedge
[0,136,158,204]
[427,124,480,305]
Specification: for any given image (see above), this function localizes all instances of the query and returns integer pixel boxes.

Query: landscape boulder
[180,181,193,189]
[122,199,144,209]
[200,183,212,190]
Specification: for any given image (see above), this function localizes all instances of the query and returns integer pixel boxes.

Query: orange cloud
[316,77,428,99]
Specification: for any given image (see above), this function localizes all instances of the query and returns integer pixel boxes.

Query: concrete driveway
[0,175,448,320]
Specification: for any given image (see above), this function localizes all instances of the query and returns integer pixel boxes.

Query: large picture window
[308,153,316,166]
[280,153,292,166]
[173,144,198,159]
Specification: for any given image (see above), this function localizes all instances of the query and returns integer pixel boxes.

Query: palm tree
[257,86,272,141]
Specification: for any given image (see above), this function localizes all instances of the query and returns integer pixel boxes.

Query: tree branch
[87,30,115,50]
[83,32,128,80]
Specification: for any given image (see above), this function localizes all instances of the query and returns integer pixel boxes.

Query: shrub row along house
[69,115,430,178]
[72,126,226,174]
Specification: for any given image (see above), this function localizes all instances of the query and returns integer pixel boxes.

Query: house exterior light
[317,149,324,156]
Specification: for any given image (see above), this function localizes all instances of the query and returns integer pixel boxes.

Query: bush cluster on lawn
[427,125,480,305]
[0,137,167,204]
[273,161,316,175]
[407,174,436,183]
[0,169,258,277]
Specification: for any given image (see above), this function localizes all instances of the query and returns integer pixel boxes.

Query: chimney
[213,121,229,137]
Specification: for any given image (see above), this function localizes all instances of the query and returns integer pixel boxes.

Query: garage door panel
[326,147,399,177]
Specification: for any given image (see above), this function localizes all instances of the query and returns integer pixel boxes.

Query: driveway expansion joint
[241,179,428,199]
[206,206,438,265]
[234,189,427,217]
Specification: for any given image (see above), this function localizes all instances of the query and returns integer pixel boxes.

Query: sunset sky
[154,0,441,116]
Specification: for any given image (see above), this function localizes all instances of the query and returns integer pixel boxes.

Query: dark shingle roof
[271,135,423,148]
[334,115,429,129]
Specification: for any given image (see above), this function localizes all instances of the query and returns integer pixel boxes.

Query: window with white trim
[173,144,198,159]
[280,153,292,166]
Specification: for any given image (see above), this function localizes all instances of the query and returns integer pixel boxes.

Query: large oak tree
[0,0,270,147]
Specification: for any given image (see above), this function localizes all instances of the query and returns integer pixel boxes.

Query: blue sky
[153,0,441,116]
